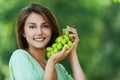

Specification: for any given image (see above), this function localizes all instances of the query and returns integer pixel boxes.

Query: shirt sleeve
[56,63,73,80]
[9,50,39,80]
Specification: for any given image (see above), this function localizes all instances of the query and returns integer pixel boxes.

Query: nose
[36,27,43,35]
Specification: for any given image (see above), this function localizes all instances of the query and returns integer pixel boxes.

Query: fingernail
[67,25,70,28]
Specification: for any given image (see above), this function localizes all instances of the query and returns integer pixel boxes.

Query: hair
[16,3,60,49]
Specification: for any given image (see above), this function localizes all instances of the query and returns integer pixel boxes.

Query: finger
[69,32,79,40]
[61,45,72,56]
[67,26,77,33]
[65,45,73,53]
[50,46,67,62]
[59,45,67,54]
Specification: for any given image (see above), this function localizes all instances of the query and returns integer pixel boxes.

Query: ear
[22,32,26,38]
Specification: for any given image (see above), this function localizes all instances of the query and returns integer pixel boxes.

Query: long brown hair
[16,3,60,49]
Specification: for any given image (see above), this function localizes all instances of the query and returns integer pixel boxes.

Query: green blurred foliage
[0,0,120,80]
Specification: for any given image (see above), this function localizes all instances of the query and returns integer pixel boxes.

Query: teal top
[9,49,73,80]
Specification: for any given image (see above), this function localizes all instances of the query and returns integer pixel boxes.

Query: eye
[29,25,36,29]
[43,24,49,28]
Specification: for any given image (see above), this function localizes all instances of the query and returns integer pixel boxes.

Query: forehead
[25,12,46,23]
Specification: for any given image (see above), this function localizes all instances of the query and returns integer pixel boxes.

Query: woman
[9,3,86,80]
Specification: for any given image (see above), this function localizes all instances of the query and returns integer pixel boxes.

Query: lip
[33,37,45,42]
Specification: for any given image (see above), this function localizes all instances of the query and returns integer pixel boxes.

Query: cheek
[24,30,34,39]
[46,29,52,39]
[47,30,52,38]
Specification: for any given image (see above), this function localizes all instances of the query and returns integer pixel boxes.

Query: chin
[36,45,46,49]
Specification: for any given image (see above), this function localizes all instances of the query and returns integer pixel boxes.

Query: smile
[33,37,45,42]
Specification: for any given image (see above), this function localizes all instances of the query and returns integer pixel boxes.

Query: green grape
[52,43,57,48]
[47,52,51,58]
[53,48,59,53]
[64,44,70,50]
[63,35,69,41]
[61,39,67,45]
[46,28,74,58]
[55,36,63,43]
[57,43,62,50]
[50,50,54,55]
[69,36,74,42]
[67,41,72,47]
[46,47,53,52]
[62,29,69,35]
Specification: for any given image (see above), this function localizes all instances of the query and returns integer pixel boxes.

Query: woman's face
[23,12,52,49]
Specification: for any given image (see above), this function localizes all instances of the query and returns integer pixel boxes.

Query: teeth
[34,38,45,41]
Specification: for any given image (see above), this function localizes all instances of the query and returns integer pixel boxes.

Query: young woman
[9,3,86,80]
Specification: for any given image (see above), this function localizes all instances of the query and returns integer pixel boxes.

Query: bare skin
[23,12,86,80]
[44,26,86,80]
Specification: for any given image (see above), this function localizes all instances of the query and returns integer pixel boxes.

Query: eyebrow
[26,21,48,25]
[42,22,49,25]
[26,22,36,25]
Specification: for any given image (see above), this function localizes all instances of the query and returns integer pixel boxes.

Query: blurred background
[0,0,120,80]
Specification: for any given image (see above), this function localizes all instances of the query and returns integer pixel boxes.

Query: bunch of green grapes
[46,29,74,58]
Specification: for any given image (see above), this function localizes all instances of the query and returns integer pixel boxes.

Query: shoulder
[9,49,29,64]
[10,49,28,59]
[12,49,28,55]
[9,49,42,80]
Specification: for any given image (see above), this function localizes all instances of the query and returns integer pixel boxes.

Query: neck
[28,47,46,64]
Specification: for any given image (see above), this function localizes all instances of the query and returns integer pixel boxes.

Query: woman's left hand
[67,25,80,55]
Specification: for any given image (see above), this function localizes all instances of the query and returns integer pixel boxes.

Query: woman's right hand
[48,44,73,65]
[44,46,73,80]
